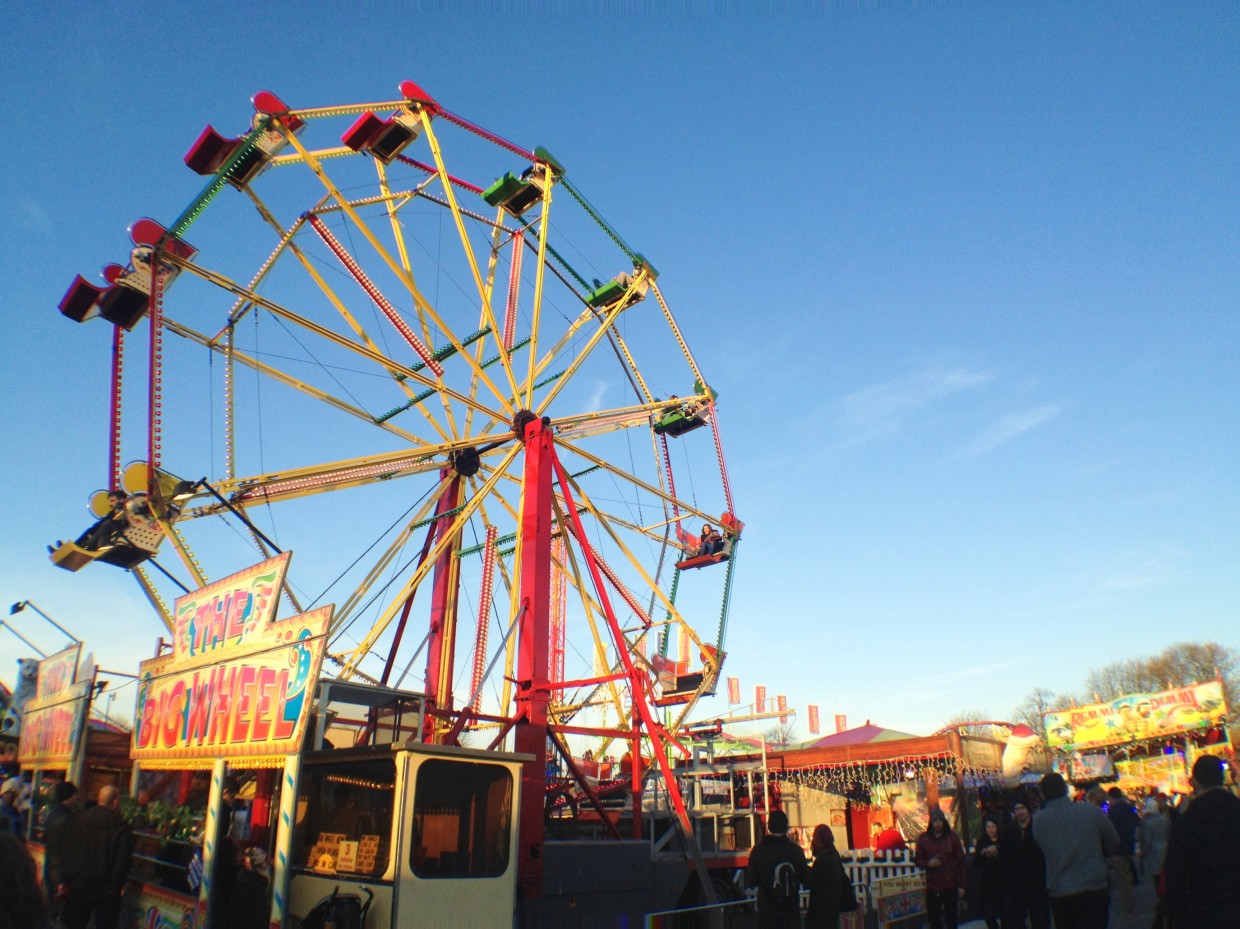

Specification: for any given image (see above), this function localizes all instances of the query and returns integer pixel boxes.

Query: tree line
[1012,641,1236,740]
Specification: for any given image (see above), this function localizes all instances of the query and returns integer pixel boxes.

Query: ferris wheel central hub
[448,447,481,477]
[512,410,550,443]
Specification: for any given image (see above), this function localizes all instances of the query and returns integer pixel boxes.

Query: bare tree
[1012,688,1071,740]
[762,722,798,749]
[1083,641,1236,708]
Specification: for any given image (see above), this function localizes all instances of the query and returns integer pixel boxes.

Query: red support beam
[513,416,554,899]
[424,470,464,739]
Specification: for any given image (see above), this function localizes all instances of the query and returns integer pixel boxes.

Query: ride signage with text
[19,644,90,768]
[133,557,331,762]
[1044,681,1227,749]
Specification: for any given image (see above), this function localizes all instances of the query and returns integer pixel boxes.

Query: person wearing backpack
[745,809,810,927]
[914,807,967,929]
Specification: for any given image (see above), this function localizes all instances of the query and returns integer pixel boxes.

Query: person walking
[1005,797,1049,929]
[806,824,847,929]
[42,781,78,913]
[914,808,967,929]
[62,784,135,929]
[1031,773,1118,929]
[744,809,810,928]
[1106,786,1139,918]
[1162,754,1240,929]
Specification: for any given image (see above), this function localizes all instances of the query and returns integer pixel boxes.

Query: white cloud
[961,404,1061,457]
[16,195,55,236]
[839,366,992,443]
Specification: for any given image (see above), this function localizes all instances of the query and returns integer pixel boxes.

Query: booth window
[293,757,395,877]
[410,760,512,878]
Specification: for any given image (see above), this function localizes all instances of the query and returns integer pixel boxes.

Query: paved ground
[957,867,1160,929]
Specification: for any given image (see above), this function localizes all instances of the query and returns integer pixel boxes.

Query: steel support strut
[424,468,464,740]
[513,416,554,900]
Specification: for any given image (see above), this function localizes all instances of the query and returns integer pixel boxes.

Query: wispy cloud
[17,195,54,236]
[961,404,1061,457]
[1095,551,1184,593]
[839,367,992,443]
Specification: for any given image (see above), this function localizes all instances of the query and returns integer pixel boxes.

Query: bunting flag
[777,694,789,725]
[835,713,848,733]
[756,685,766,713]
[727,677,740,704]
[808,704,820,735]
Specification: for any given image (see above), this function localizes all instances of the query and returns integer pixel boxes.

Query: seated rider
[698,523,724,557]
[74,489,130,550]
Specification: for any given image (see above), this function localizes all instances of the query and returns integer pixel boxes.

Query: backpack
[771,860,799,907]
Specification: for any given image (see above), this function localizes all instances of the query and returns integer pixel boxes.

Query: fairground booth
[1044,681,1233,796]
[125,553,332,929]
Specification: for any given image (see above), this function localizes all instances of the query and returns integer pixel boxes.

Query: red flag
[808,705,820,735]
[755,685,766,713]
[835,713,847,734]
[777,694,788,725]
[727,676,740,704]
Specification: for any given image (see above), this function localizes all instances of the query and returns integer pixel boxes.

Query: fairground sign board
[132,554,331,764]
[18,643,90,768]
[1044,681,1227,750]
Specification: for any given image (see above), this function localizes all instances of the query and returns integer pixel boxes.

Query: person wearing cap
[744,809,810,927]
[1163,754,1240,928]
[914,807,967,929]
[1031,772,1118,929]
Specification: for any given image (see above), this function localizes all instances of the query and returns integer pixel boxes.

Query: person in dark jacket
[806,823,846,929]
[0,832,48,929]
[914,808,967,929]
[744,809,810,927]
[223,846,271,929]
[972,815,1007,929]
[1163,754,1240,929]
[1004,798,1049,929]
[62,784,134,929]
[1106,786,1139,917]
[42,781,78,906]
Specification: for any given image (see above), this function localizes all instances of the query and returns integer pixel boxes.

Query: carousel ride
[52,81,742,857]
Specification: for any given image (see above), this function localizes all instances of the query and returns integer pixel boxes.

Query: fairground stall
[1044,681,1232,798]
[126,553,331,929]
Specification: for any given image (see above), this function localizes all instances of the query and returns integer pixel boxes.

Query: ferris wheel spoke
[338,441,523,679]
[532,269,651,418]
[166,254,506,425]
[162,317,433,447]
[280,129,518,417]
[418,114,523,405]
[522,178,556,409]
[555,437,718,528]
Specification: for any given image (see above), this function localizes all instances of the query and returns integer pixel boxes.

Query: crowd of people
[742,754,1238,929]
[0,775,272,929]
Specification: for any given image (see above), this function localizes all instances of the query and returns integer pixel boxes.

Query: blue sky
[2,4,1237,740]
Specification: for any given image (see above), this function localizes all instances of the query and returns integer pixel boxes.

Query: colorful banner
[755,685,766,713]
[777,694,788,724]
[36,644,81,700]
[873,873,926,923]
[133,604,330,763]
[1044,681,1227,749]
[727,677,740,705]
[18,679,91,768]
[808,705,820,735]
[172,552,290,660]
[835,714,848,734]
[1052,753,1114,781]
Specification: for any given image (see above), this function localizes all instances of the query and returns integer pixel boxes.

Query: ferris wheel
[54,82,741,811]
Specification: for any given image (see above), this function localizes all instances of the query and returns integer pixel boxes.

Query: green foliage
[120,795,203,840]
